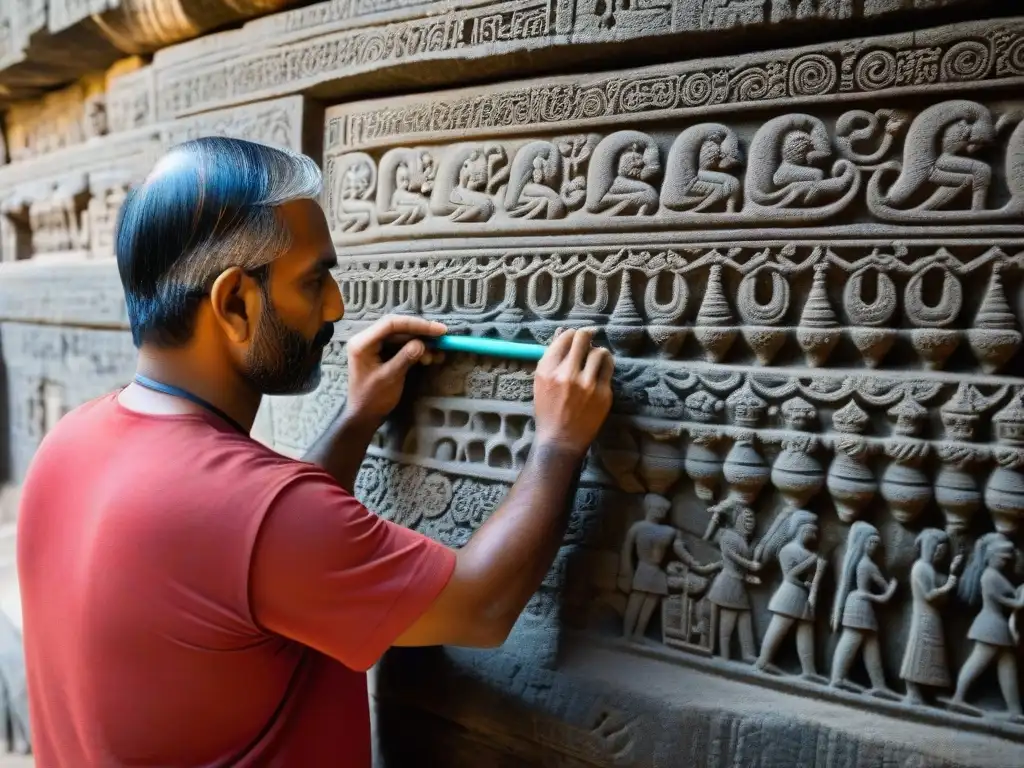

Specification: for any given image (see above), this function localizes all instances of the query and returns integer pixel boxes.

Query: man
[16,137,614,766]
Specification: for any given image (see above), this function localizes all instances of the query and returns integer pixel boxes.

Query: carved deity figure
[753,509,826,681]
[829,521,899,699]
[586,131,661,216]
[334,154,377,233]
[899,528,963,706]
[376,149,434,226]
[745,114,857,215]
[704,499,761,662]
[619,494,719,642]
[950,532,1024,719]
[662,124,742,213]
[504,141,569,220]
[871,101,994,214]
[431,144,508,223]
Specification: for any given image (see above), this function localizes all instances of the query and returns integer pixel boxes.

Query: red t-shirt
[17,393,455,767]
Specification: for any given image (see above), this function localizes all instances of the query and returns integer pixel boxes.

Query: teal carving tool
[427,335,547,361]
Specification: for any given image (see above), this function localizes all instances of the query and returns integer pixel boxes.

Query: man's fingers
[540,326,575,369]
[562,327,595,372]
[378,338,425,378]
[581,347,612,384]
[351,315,447,353]
[598,349,615,386]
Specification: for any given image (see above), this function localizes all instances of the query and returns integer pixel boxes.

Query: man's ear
[209,267,262,344]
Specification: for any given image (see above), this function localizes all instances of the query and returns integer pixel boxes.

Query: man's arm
[303,315,447,494]
[395,327,613,648]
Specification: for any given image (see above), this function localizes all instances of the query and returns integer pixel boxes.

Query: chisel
[426,335,547,361]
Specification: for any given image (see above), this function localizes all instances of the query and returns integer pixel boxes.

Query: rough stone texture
[3,0,1024,765]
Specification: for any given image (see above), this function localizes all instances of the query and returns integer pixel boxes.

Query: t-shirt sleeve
[249,469,456,671]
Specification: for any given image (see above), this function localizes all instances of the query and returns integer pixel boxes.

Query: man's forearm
[302,407,380,494]
[459,441,584,630]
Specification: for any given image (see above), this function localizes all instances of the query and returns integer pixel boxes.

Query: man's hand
[346,315,447,426]
[533,327,614,457]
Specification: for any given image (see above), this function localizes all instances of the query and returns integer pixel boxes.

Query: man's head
[115,137,343,395]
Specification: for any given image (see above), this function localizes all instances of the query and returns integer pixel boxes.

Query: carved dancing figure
[704,499,761,662]
[430,144,509,223]
[870,100,994,214]
[829,521,899,699]
[586,131,661,216]
[899,528,963,706]
[753,509,826,681]
[333,153,377,233]
[662,123,742,213]
[504,141,568,220]
[745,114,857,214]
[618,494,720,641]
[949,532,1024,719]
[376,149,434,226]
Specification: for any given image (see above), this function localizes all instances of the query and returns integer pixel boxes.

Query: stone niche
[254,13,1024,768]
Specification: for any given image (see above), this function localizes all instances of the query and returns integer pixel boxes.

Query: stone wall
[2,0,1024,765]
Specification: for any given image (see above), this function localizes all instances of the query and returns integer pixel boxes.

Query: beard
[242,293,334,396]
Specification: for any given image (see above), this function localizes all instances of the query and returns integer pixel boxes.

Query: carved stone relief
[279,16,1024,750]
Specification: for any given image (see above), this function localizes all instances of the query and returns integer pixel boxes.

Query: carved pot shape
[909,329,960,371]
[984,465,1024,535]
[848,327,896,368]
[740,327,788,366]
[826,452,876,523]
[880,461,932,525]
[647,325,689,359]
[684,441,723,503]
[598,447,645,494]
[638,436,683,496]
[494,307,525,340]
[795,327,841,367]
[934,465,981,535]
[965,328,1022,374]
[771,447,824,508]
[604,324,646,356]
[722,440,769,504]
[692,326,737,363]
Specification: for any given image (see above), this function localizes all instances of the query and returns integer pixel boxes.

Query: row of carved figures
[331,101,1024,233]
[339,254,1022,371]
[620,495,1024,720]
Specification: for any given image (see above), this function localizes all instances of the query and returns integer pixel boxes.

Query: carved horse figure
[744,114,857,217]
[661,123,743,213]
[869,100,995,215]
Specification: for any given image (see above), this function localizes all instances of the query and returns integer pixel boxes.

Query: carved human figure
[870,101,994,214]
[830,521,899,699]
[950,532,1024,719]
[376,149,434,226]
[704,499,761,662]
[661,123,742,213]
[619,494,719,641]
[333,153,377,233]
[585,131,661,216]
[431,144,508,223]
[899,528,963,706]
[753,509,826,681]
[504,141,568,220]
[745,114,857,214]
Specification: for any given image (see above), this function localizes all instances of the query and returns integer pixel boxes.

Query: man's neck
[127,345,261,433]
